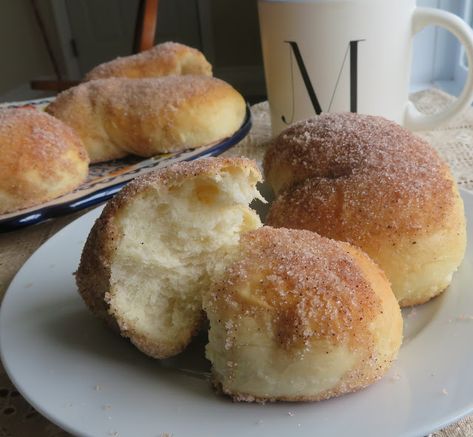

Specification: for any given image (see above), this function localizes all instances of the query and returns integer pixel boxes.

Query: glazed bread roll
[0,109,89,215]
[46,76,246,163]
[264,113,466,307]
[204,227,403,402]
[84,42,212,81]
[76,158,263,359]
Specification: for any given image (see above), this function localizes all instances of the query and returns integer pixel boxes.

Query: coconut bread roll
[46,76,246,163]
[84,41,212,81]
[264,113,466,307]
[204,227,403,402]
[0,108,89,214]
[75,157,263,359]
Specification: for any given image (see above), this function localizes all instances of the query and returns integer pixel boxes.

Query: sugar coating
[0,108,89,214]
[207,227,382,353]
[85,41,211,80]
[75,156,263,359]
[46,74,245,162]
[52,75,229,121]
[265,113,454,244]
[0,108,87,159]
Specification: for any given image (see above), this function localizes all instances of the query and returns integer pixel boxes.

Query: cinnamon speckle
[84,41,211,81]
[265,113,454,245]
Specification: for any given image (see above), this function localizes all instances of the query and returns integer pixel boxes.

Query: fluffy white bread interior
[76,158,263,359]
[204,227,402,402]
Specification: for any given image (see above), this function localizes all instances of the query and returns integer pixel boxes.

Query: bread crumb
[442,388,448,395]
[390,373,401,382]
[288,411,295,417]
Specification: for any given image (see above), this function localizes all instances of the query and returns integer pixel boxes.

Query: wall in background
[201,0,265,99]
[0,0,54,100]
[0,0,470,102]
[65,0,138,74]
[0,0,265,102]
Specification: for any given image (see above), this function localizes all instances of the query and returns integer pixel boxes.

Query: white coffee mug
[258,0,473,134]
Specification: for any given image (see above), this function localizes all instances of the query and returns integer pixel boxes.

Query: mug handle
[405,7,473,131]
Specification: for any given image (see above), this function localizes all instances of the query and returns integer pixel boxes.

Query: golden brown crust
[206,227,402,402]
[46,76,246,163]
[0,108,89,214]
[75,157,262,358]
[264,113,465,307]
[208,227,383,351]
[208,227,381,351]
[264,113,446,192]
[84,42,212,81]
[266,165,454,246]
[74,209,120,329]
[265,113,453,243]
[118,312,205,359]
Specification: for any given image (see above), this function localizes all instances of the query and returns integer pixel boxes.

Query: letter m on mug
[282,40,364,125]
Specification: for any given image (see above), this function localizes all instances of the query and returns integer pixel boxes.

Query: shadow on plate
[22,294,219,398]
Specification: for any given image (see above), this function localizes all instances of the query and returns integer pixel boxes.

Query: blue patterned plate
[0,98,252,232]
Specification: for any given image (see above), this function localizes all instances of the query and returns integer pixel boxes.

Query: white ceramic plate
[1,191,473,437]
